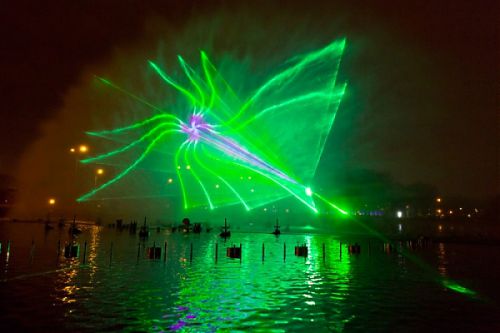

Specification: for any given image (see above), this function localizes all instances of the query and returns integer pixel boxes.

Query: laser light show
[78,39,347,215]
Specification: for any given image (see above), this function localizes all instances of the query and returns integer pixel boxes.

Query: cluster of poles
[0,239,401,267]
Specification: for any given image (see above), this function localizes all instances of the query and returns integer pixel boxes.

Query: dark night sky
[0,0,498,201]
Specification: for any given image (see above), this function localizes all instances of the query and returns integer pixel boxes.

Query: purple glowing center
[181,113,213,142]
[180,113,295,183]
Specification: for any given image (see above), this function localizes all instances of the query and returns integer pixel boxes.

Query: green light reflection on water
[168,234,352,331]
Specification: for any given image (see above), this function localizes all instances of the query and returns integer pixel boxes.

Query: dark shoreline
[2,216,499,246]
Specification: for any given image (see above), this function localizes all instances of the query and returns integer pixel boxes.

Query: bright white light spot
[398,223,402,231]
[397,210,403,218]
[305,187,313,197]
[215,184,220,189]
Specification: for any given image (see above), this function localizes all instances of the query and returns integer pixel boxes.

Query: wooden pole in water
[339,241,342,259]
[262,243,265,262]
[322,243,326,262]
[190,242,193,262]
[284,242,286,262]
[137,242,141,262]
[164,241,167,262]
[215,242,218,263]
[29,239,35,262]
[83,241,87,264]
[109,242,113,265]
[239,243,242,263]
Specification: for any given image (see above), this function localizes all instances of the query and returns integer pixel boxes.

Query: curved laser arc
[149,61,200,107]
[82,123,181,164]
[77,129,176,202]
[177,55,207,107]
[174,141,189,209]
[87,114,181,137]
[193,144,250,211]
[236,90,341,131]
[199,51,241,121]
[184,143,214,210]
[201,147,316,213]
[228,38,346,125]
[200,51,219,109]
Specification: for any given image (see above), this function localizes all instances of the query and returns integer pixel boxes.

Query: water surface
[1,221,499,332]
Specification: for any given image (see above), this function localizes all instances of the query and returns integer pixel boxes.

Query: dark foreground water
[1,221,499,332]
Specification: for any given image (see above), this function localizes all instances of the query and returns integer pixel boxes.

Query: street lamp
[47,198,56,222]
[95,168,104,187]
[69,144,90,215]
[79,145,88,153]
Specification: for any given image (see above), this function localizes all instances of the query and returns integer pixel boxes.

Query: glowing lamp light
[186,165,191,170]
[96,168,104,175]
[167,178,173,184]
[397,210,403,218]
[305,187,313,197]
[79,145,88,153]
[69,148,75,153]
[436,197,442,203]
[48,198,56,205]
